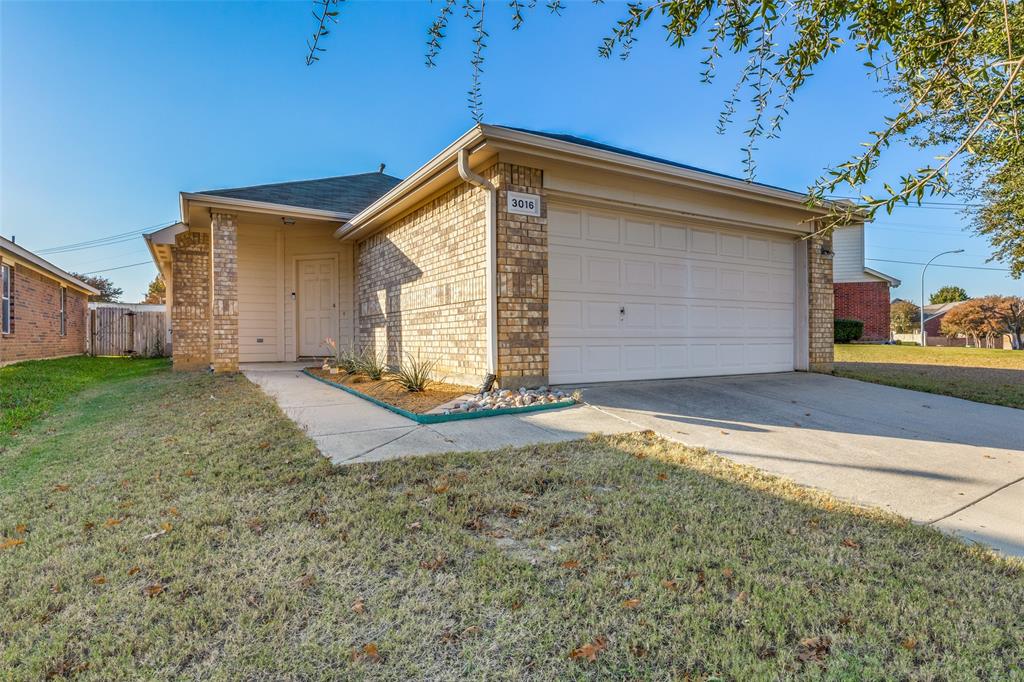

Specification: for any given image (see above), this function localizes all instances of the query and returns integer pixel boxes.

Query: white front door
[297,258,338,357]
[548,203,796,384]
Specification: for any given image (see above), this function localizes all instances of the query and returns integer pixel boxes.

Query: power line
[80,261,154,275]
[36,220,176,255]
[866,257,1010,272]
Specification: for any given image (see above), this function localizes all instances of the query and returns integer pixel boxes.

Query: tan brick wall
[355,178,488,385]
[489,163,548,389]
[808,233,835,372]
[171,230,211,370]
[210,213,239,373]
[0,255,88,364]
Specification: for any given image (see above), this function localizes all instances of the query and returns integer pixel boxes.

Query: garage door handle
[619,306,626,319]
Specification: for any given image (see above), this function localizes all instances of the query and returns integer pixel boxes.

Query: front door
[297,258,338,357]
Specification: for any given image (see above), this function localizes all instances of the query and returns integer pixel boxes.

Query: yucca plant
[336,347,359,374]
[354,347,389,381]
[387,353,438,392]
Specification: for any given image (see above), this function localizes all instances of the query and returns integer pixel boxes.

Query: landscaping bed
[306,367,476,413]
[1,368,1021,679]
[305,367,578,423]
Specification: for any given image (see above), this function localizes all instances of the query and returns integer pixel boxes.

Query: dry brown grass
[1,364,1021,680]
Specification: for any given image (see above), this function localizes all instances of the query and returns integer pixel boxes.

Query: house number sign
[506,191,541,217]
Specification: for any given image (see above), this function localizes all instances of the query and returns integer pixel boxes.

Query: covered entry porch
[146,195,355,371]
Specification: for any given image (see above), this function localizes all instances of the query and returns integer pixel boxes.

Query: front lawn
[834,344,1024,409]
[0,356,168,443]
[1,365,1021,679]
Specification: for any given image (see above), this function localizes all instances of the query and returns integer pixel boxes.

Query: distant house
[832,224,900,340]
[923,301,969,346]
[0,236,99,366]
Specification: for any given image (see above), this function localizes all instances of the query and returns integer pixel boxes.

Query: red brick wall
[0,259,89,364]
[834,281,890,341]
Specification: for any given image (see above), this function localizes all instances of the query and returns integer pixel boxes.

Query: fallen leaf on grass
[559,560,580,570]
[432,483,450,495]
[91,575,106,585]
[15,524,27,535]
[722,567,734,579]
[160,522,173,533]
[103,518,122,527]
[569,636,608,662]
[297,574,316,590]
[661,579,678,591]
[82,522,95,532]
[351,643,381,664]
[142,583,164,598]
[182,469,196,478]
[622,598,641,610]
[901,637,918,650]
[351,599,365,614]
[796,636,831,663]
[166,507,179,517]
[420,555,447,571]
[656,472,668,481]
[127,566,140,576]
[1,538,25,550]
[406,521,422,531]
[630,643,647,657]
[53,484,71,493]
[841,538,861,549]
[735,591,749,604]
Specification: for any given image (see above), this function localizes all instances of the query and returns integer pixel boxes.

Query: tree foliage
[305,0,1024,275]
[890,300,921,333]
[143,276,166,305]
[72,273,122,303]
[940,295,1024,348]
[929,285,969,304]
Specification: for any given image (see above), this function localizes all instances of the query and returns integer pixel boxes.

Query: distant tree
[941,296,1024,349]
[143,276,166,304]
[71,273,122,303]
[890,300,921,334]
[929,286,969,304]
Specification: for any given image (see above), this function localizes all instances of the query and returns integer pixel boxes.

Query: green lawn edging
[301,369,576,424]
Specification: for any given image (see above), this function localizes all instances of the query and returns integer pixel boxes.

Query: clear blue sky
[2,0,1020,303]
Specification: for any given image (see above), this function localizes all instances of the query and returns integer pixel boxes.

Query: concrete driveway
[577,372,1024,557]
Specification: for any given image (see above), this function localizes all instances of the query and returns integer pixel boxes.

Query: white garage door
[549,204,797,384]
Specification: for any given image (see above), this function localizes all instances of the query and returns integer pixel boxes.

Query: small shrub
[387,353,438,392]
[834,318,865,343]
[354,348,389,380]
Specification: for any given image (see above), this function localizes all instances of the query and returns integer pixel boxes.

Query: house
[0,236,99,366]
[144,124,839,388]
[922,301,969,346]
[831,224,900,340]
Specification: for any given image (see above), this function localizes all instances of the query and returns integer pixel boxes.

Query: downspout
[457,148,498,381]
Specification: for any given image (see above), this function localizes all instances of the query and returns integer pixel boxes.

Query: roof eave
[0,236,100,296]
[179,192,354,224]
[864,266,901,287]
[337,123,833,241]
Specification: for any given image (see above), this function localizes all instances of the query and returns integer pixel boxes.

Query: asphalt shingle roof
[200,172,403,216]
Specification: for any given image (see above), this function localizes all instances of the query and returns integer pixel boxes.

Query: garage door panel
[549,204,796,383]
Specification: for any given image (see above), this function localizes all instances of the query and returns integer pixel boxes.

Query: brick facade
[171,230,211,370]
[489,163,548,389]
[834,281,890,341]
[356,178,489,386]
[0,256,88,365]
[210,213,239,373]
[808,234,834,372]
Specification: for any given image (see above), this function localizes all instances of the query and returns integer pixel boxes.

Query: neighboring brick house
[832,224,900,340]
[146,124,840,387]
[0,236,99,366]
[922,301,969,346]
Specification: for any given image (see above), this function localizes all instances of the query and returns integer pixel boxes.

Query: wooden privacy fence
[88,304,169,357]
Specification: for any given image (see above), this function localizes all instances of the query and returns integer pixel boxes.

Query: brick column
[808,233,835,372]
[489,162,548,389]
[170,231,211,370]
[210,212,239,373]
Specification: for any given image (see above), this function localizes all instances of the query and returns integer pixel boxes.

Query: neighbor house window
[1,264,10,335]
[60,286,67,336]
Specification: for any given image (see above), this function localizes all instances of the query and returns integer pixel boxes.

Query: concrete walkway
[241,363,633,466]
[579,372,1024,557]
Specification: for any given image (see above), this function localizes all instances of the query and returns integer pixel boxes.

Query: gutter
[456,147,498,378]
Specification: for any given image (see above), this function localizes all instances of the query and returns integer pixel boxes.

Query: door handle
[619,306,626,320]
